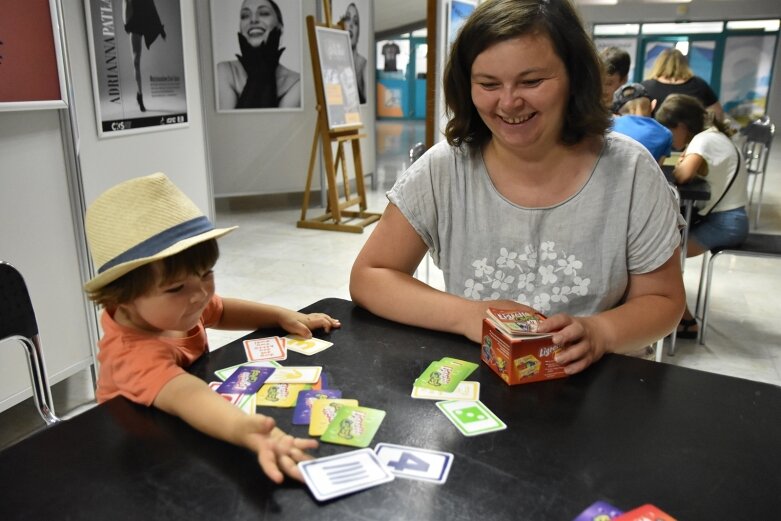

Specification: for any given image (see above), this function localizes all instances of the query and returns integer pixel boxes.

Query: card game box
[481,317,567,385]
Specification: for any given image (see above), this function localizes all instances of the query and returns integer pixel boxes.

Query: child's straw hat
[84,173,236,292]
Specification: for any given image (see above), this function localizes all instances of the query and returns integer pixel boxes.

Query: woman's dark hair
[269,0,284,26]
[88,239,220,309]
[443,0,611,149]
[655,93,734,138]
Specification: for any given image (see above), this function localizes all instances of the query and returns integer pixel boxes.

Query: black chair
[694,233,781,344]
[0,262,60,425]
[740,116,775,228]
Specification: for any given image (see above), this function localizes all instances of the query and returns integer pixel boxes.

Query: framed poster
[211,0,303,113]
[0,0,67,111]
[331,0,371,105]
[84,0,188,137]
[448,0,476,50]
[315,26,361,130]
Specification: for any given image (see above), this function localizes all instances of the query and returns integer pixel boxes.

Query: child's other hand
[244,415,319,483]
[279,310,341,339]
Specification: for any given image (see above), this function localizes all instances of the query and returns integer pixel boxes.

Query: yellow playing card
[308,399,359,436]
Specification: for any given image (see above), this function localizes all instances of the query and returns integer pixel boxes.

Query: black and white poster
[211,0,303,112]
[330,0,370,106]
[84,0,188,137]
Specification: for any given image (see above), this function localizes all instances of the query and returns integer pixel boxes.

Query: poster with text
[330,0,371,106]
[0,0,67,111]
[315,26,361,130]
[211,0,303,113]
[84,0,188,137]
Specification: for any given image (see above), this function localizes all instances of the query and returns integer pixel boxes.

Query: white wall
[0,0,213,412]
[194,0,376,198]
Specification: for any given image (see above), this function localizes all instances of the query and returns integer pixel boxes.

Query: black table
[1,298,779,520]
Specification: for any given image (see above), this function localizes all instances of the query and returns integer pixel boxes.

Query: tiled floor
[1,119,779,450]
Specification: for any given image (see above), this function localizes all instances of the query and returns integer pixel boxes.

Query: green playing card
[436,400,507,436]
[414,357,478,393]
[320,406,386,448]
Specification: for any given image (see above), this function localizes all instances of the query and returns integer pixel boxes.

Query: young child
[612,82,673,166]
[83,173,340,483]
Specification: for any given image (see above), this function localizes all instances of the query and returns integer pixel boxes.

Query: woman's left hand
[278,310,341,339]
[535,313,607,375]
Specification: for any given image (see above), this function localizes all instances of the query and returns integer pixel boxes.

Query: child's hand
[278,310,341,339]
[243,415,319,483]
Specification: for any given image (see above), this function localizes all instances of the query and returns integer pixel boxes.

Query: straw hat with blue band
[84,173,237,293]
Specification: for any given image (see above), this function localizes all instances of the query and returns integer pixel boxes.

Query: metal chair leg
[699,251,722,345]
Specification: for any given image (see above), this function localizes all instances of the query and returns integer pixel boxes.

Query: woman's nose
[499,86,522,111]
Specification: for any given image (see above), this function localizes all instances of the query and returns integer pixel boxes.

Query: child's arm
[153,373,318,483]
[217,298,341,338]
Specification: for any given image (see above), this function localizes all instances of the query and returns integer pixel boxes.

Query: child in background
[83,173,340,482]
[599,46,630,109]
[612,82,673,165]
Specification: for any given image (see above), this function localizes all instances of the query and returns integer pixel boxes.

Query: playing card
[374,443,454,484]
[214,361,280,381]
[265,366,322,384]
[284,335,334,355]
[255,383,311,407]
[216,366,275,395]
[436,400,507,436]
[237,393,256,415]
[614,504,676,521]
[292,389,343,425]
[414,357,478,392]
[572,500,624,521]
[243,336,286,362]
[299,448,394,502]
[320,406,386,448]
[208,382,242,405]
[411,380,480,401]
[309,398,359,436]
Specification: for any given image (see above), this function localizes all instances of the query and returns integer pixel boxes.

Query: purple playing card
[572,500,623,521]
[292,389,342,424]
[216,366,275,395]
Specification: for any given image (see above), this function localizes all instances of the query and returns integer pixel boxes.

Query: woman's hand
[465,299,539,343]
[278,310,341,339]
[535,313,608,375]
[236,28,284,108]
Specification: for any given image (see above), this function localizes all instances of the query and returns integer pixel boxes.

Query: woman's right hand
[236,28,284,108]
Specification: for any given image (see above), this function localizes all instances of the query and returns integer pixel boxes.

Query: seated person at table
[611,82,672,165]
[83,173,340,482]
[350,0,685,373]
[655,94,749,338]
[599,46,630,109]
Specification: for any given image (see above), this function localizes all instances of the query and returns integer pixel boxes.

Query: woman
[340,2,367,104]
[123,0,166,112]
[655,94,749,338]
[642,48,724,121]
[216,0,300,109]
[350,0,685,374]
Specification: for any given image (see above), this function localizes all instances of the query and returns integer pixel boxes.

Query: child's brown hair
[88,239,219,309]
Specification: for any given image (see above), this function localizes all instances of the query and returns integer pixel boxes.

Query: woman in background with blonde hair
[642,48,724,121]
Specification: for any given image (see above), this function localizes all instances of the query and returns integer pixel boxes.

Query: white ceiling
[374,0,427,34]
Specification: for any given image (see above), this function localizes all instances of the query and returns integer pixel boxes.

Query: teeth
[500,114,532,124]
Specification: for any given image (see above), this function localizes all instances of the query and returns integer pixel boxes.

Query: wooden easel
[298,3,381,233]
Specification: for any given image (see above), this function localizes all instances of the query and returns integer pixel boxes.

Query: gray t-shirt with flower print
[387,132,683,316]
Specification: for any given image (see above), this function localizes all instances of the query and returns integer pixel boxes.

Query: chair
[740,116,775,229]
[0,261,60,425]
[694,233,781,344]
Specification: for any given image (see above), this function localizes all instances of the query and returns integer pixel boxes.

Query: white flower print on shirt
[463,242,590,312]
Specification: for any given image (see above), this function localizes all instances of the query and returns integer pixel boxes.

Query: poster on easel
[84,0,189,137]
[330,0,370,106]
[314,26,361,130]
[0,0,67,111]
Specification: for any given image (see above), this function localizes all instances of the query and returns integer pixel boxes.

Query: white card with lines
[298,448,395,501]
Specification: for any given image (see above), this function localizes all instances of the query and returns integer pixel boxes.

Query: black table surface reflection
[1,298,779,520]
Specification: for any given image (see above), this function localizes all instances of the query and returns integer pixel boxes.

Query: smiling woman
[351,0,686,373]
[214,0,301,110]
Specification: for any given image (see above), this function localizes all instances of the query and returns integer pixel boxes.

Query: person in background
[655,94,748,338]
[350,0,685,373]
[611,82,673,165]
[340,2,367,104]
[123,0,166,112]
[642,48,724,121]
[83,173,340,482]
[599,46,630,109]
[217,0,300,109]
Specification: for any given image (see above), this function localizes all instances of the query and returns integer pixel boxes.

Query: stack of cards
[413,357,478,393]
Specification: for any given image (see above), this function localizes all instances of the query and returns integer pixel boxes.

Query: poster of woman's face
[211,0,303,112]
[330,0,371,105]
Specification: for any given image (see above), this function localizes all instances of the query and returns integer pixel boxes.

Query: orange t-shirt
[95,294,224,405]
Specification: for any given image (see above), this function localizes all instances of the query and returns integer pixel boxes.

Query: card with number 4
[436,400,506,436]
[374,443,453,484]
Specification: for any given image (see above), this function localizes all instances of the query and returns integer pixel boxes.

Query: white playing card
[265,366,322,384]
[299,448,394,501]
[284,335,334,356]
[374,443,454,484]
[411,380,480,401]
[243,336,286,362]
